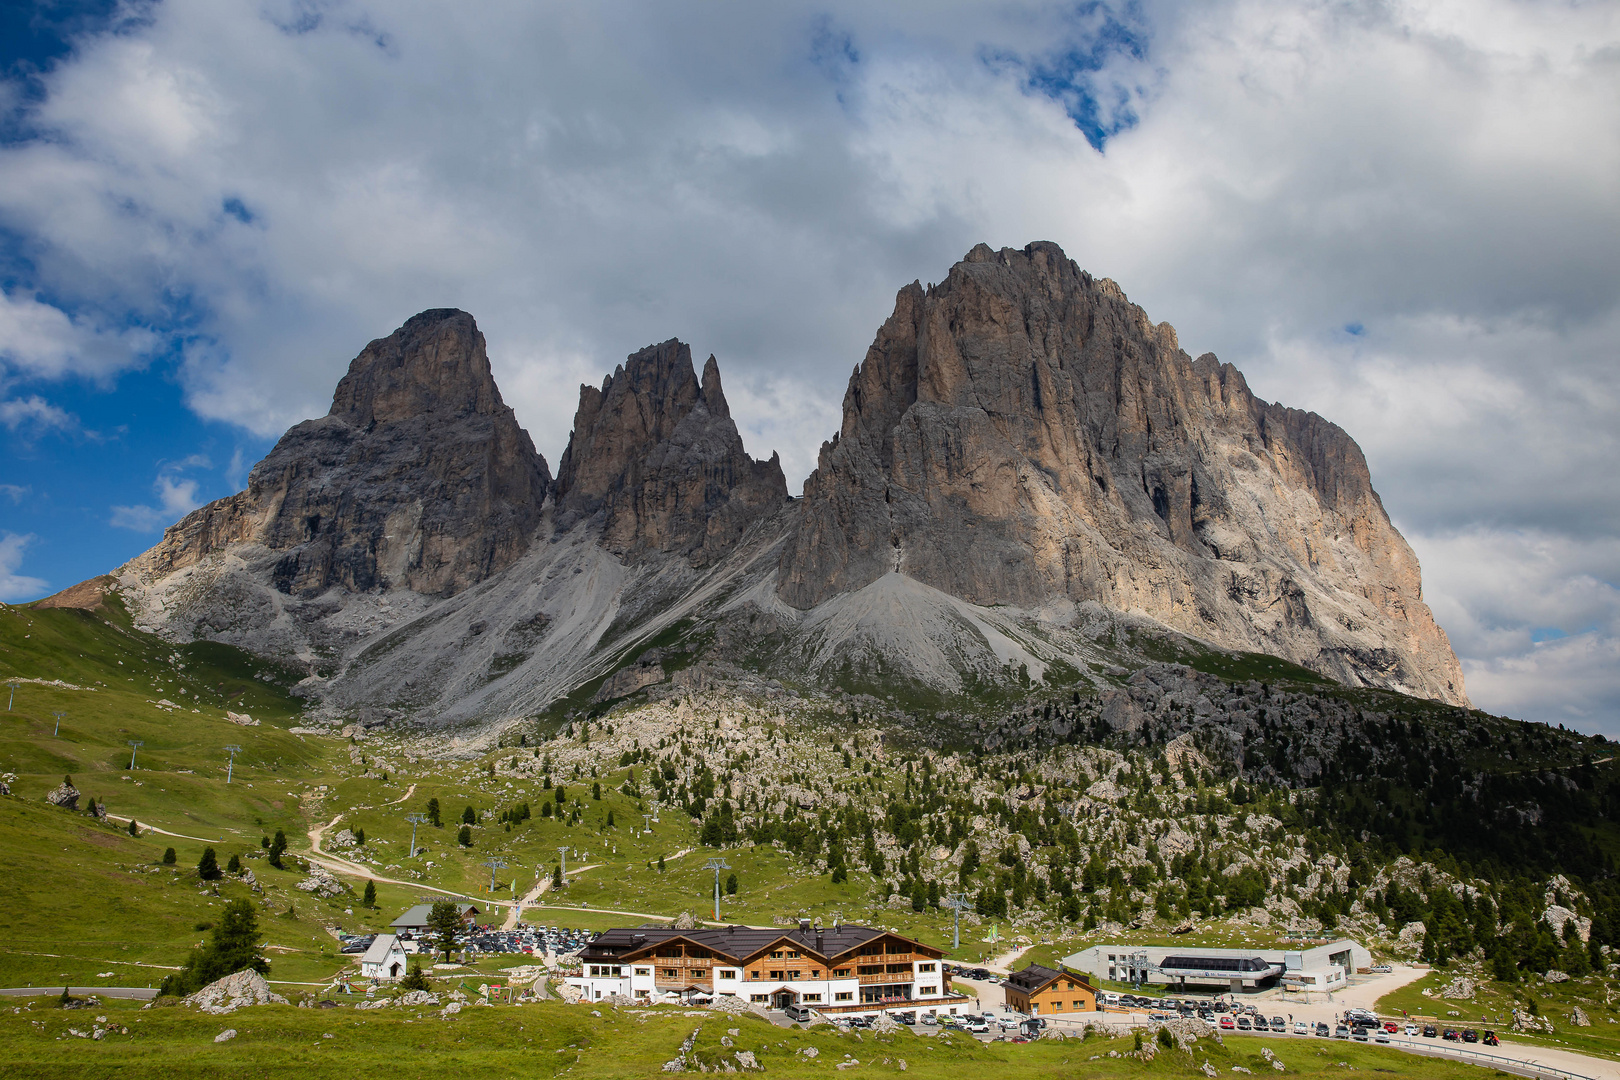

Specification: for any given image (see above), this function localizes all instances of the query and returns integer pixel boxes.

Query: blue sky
[1,0,1617,733]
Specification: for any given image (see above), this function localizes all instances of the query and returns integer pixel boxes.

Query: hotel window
[716,969,737,980]
[662,968,679,979]
[919,986,937,996]
[811,970,821,978]
[857,965,881,976]
[803,993,822,1003]
[634,968,651,977]
[771,951,784,959]
[885,963,909,974]
[788,970,801,980]
[833,968,851,977]
[770,970,784,981]
[750,970,760,980]
[1074,1001,1086,1010]
[786,951,799,958]
[918,963,936,973]
[835,992,853,1002]
[750,994,769,1003]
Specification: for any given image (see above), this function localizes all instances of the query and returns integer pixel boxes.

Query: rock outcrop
[125,309,551,600]
[778,242,1467,704]
[554,339,788,565]
[182,969,287,1013]
[46,779,80,810]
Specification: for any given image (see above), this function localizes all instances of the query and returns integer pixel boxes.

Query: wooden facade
[1002,963,1098,1017]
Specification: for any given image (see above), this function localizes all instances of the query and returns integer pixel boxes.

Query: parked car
[1149,1012,1171,1023]
[965,1018,990,1034]
[1375,1029,1391,1044]
[1236,1016,1253,1031]
[783,1005,814,1023]
[1461,1029,1478,1043]
[1483,1031,1499,1046]
[1293,1021,1311,1035]
[1352,1027,1371,1042]
[1315,1023,1330,1037]
[1334,1025,1350,1039]
[1383,1021,1399,1034]
[1442,1029,1460,1042]
[1404,1024,1419,1036]
[1371,963,1393,973]
[1270,1016,1287,1032]
[920,1013,937,1027]
[1220,1016,1236,1030]
[1422,1025,1438,1038]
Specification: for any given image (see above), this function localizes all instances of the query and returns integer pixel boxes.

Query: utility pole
[5,681,15,710]
[944,892,970,952]
[641,813,652,835]
[224,744,242,783]
[482,856,509,894]
[127,740,144,770]
[704,857,730,922]
[52,710,65,736]
[557,846,570,887]
[405,812,428,857]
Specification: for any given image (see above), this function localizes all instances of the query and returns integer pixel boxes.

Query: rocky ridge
[105,244,1467,725]
[780,242,1465,705]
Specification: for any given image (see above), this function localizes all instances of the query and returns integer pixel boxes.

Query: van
[1102,992,1121,1006]
[783,1005,813,1023]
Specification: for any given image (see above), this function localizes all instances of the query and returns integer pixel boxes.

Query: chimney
[816,930,825,953]
[799,918,811,932]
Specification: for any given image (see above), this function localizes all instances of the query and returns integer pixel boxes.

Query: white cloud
[0,484,28,503]
[0,0,1617,726]
[0,395,78,437]
[0,288,158,383]
[0,532,48,602]
[110,456,210,532]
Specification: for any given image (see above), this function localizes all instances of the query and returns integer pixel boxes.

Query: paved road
[0,987,159,1000]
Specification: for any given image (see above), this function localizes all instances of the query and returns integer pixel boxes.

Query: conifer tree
[363,880,377,908]
[198,847,221,881]
[162,847,176,865]
[227,853,242,874]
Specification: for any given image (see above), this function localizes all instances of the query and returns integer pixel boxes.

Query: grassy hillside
[2,591,1618,1078]
[0,993,1493,1079]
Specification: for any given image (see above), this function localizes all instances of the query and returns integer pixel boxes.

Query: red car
[1219,1016,1236,1030]
[1383,1022,1399,1034]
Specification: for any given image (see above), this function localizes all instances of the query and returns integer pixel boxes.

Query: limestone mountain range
[84,242,1466,727]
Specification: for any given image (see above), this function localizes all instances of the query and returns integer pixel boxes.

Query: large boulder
[45,780,80,810]
[183,969,288,1014]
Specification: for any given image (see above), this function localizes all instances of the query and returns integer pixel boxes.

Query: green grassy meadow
[0,993,1497,1079]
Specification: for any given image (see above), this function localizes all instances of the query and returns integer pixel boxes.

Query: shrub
[399,964,429,992]
[162,847,177,865]
[457,825,472,847]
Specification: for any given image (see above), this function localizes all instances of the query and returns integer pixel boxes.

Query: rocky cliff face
[125,309,551,598]
[778,242,1467,705]
[554,338,789,566]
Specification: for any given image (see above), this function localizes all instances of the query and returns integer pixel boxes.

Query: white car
[1404,1024,1419,1036]
[1293,1021,1310,1035]
[965,1018,989,1033]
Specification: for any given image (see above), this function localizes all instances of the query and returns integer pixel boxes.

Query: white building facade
[570,922,969,1015]
[1062,939,1370,995]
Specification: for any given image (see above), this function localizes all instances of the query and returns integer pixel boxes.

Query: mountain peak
[779,241,1468,705]
[328,308,505,428]
[555,339,787,565]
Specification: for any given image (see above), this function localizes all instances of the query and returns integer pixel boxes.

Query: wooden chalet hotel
[568,920,972,1015]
